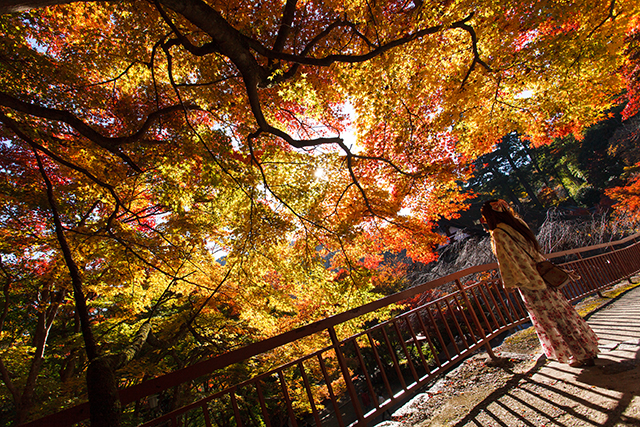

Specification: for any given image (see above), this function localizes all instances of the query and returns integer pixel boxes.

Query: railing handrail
[117,261,502,405]
[104,230,640,396]
[22,231,640,427]
[545,232,640,259]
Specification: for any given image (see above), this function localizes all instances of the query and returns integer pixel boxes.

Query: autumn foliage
[621,17,640,120]
[606,164,640,221]
[0,0,639,424]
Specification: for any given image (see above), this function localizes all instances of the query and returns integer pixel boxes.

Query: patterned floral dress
[491,223,600,363]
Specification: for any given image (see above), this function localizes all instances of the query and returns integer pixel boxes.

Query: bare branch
[159,0,268,81]
[586,0,618,39]
[242,72,345,148]
[451,15,492,88]
[272,0,298,54]
[273,19,377,83]
[155,0,220,56]
[247,21,445,67]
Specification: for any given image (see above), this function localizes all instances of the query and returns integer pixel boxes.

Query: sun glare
[515,89,534,99]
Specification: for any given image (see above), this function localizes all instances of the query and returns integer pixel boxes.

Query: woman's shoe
[569,357,596,368]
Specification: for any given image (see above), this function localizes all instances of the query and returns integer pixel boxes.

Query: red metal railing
[23,232,640,427]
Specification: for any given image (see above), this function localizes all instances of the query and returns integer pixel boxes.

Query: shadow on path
[449,285,640,427]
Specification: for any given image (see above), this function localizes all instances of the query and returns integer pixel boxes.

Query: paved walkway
[448,285,640,426]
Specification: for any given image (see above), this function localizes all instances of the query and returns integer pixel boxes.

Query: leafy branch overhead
[0,0,638,424]
[2,0,633,250]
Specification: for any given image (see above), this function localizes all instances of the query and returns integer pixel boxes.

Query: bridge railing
[24,232,640,427]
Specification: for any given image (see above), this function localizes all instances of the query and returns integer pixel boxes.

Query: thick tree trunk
[87,358,122,427]
[85,322,152,427]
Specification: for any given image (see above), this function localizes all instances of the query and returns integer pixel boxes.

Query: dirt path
[376,280,640,427]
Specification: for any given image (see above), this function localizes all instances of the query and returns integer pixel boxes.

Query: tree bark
[87,358,122,427]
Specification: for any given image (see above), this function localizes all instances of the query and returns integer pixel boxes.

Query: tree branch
[0,91,200,171]
[158,0,450,152]
[272,18,377,84]
[0,358,18,404]
[451,15,492,88]
[0,0,106,14]
[108,322,153,370]
[75,60,149,89]
[272,0,298,54]
[0,111,122,203]
[33,147,100,361]
[0,111,131,235]
[19,287,66,419]
[155,0,220,56]
[247,21,444,67]
[586,0,618,39]
[159,0,268,82]
[246,130,335,236]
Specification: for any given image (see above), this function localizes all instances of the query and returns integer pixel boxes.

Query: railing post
[608,243,628,282]
[328,326,366,425]
[454,279,498,361]
[576,252,604,298]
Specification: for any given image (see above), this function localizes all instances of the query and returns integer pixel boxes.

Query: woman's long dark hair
[481,200,541,252]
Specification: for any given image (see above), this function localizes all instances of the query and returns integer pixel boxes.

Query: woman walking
[481,199,599,367]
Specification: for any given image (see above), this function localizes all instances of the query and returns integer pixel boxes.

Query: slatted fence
[23,232,640,427]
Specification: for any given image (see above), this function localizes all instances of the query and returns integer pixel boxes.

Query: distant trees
[465,108,636,214]
[467,133,545,210]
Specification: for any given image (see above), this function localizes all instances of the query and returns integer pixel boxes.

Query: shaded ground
[376,279,640,427]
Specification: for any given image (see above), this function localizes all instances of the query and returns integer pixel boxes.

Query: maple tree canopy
[1,0,639,424]
[0,0,636,316]
[2,0,635,270]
